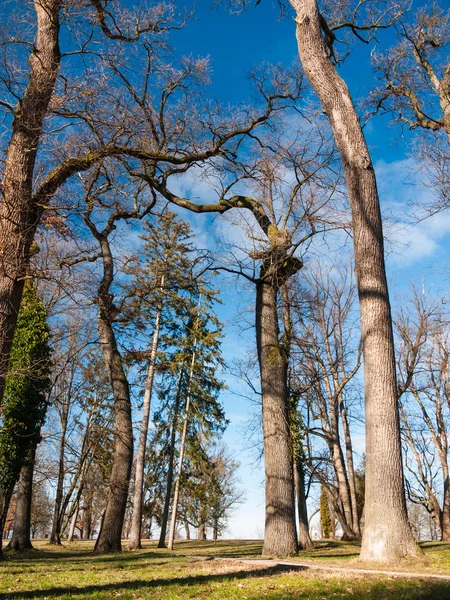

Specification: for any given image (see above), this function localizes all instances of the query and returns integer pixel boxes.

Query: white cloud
[375,158,450,268]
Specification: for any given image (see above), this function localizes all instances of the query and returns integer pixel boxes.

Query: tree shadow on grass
[0,565,296,599]
[2,564,450,600]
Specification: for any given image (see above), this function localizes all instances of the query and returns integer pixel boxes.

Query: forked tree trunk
[293,460,313,549]
[0,0,62,402]
[291,0,420,561]
[256,279,297,557]
[5,451,35,551]
[129,279,164,550]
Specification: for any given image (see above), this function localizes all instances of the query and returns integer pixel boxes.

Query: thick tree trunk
[94,316,133,552]
[94,237,133,553]
[5,452,35,551]
[129,282,164,550]
[256,279,297,557]
[0,0,62,402]
[197,521,207,541]
[292,0,420,562]
[293,460,313,550]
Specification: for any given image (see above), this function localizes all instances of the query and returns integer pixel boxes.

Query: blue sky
[147,1,450,538]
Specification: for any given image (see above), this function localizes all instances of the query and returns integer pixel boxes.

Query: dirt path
[191,556,450,581]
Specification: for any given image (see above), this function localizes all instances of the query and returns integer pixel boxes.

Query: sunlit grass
[0,540,449,600]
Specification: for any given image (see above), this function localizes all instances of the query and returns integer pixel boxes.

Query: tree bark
[94,237,133,553]
[129,278,164,550]
[256,278,297,557]
[184,519,191,540]
[197,520,207,541]
[291,0,420,561]
[167,349,196,551]
[0,0,62,402]
[158,367,183,548]
[339,398,361,537]
[5,452,35,551]
[67,501,79,543]
[293,459,313,549]
[50,402,69,545]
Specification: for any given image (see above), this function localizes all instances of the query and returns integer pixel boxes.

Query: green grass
[0,540,449,600]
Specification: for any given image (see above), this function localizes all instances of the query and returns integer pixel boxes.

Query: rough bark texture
[256,279,297,557]
[291,0,420,562]
[94,237,133,553]
[5,454,35,551]
[129,284,164,550]
[0,0,62,401]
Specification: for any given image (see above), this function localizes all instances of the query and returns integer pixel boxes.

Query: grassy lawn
[0,540,449,600]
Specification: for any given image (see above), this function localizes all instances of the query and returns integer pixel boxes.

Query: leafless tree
[288,0,420,561]
[141,96,345,555]
[0,0,283,406]
[289,263,362,540]
[370,3,450,216]
[396,286,450,540]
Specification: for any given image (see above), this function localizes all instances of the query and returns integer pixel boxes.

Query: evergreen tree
[0,281,51,555]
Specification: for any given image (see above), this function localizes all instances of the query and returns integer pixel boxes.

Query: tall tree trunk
[293,460,313,549]
[5,450,36,551]
[129,279,164,550]
[94,237,133,553]
[329,399,355,539]
[50,406,68,545]
[340,399,361,537]
[168,348,196,551]
[67,501,79,543]
[0,0,62,402]
[291,0,420,562]
[158,368,183,548]
[256,278,297,557]
[440,466,450,541]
